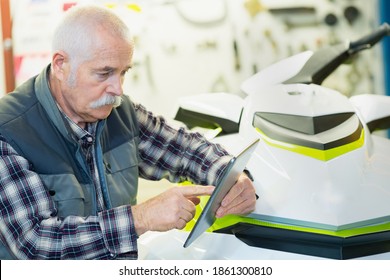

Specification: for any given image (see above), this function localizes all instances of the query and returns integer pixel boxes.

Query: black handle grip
[349,23,390,54]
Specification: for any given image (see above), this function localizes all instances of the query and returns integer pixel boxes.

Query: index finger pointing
[177,185,215,198]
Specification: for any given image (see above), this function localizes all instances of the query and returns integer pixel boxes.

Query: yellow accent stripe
[255,128,365,161]
[209,214,390,238]
[181,195,390,238]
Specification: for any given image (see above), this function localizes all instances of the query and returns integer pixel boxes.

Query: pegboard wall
[10,0,384,117]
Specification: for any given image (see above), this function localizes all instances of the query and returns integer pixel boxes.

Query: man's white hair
[52,4,133,65]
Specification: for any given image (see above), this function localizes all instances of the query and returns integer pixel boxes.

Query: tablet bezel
[183,138,260,248]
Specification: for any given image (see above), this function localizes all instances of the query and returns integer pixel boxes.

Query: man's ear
[51,51,68,81]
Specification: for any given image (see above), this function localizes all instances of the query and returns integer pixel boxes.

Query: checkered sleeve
[134,103,233,185]
[0,136,137,259]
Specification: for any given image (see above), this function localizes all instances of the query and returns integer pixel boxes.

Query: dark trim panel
[255,112,355,135]
[367,116,390,132]
[253,112,363,150]
[215,222,390,259]
[174,107,240,134]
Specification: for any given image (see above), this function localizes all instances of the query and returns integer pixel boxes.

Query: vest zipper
[95,122,112,209]
[74,146,98,216]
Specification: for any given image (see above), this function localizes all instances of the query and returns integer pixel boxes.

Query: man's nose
[108,75,123,96]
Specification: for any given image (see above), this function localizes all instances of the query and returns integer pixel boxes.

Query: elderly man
[0,5,256,259]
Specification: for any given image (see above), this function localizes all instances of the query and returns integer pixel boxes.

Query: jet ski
[174,23,390,259]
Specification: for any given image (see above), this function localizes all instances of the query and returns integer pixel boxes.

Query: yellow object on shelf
[127,3,142,12]
[104,3,117,9]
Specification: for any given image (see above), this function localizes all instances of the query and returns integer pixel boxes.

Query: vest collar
[34,64,106,142]
[34,64,74,141]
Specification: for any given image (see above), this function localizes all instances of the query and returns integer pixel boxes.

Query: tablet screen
[183,138,259,248]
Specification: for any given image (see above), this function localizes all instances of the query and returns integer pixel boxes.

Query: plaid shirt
[0,102,231,259]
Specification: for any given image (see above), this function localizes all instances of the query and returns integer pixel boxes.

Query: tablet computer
[183,138,260,248]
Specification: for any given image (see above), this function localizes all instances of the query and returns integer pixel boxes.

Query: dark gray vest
[0,67,140,259]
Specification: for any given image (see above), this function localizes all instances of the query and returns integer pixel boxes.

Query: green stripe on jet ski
[255,127,365,161]
[208,214,390,238]
[182,195,390,238]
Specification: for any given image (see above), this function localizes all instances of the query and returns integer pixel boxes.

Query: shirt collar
[56,104,97,141]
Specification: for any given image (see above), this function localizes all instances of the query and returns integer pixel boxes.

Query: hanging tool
[344,5,361,25]
[244,0,265,19]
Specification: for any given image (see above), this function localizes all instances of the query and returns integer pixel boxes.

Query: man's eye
[98,72,110,77]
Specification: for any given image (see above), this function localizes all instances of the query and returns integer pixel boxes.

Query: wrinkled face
[59,30,133,126]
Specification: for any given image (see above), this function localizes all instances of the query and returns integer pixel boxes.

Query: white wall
[10,0,383,118]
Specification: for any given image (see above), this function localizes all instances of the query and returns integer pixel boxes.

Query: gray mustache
[89,95,122,109]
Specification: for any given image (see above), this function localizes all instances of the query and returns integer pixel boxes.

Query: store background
[0,0,389,201]
[1,0,388,115]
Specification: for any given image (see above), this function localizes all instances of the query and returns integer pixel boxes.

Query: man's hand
[215,174,256,218]
[132,186,214,236]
